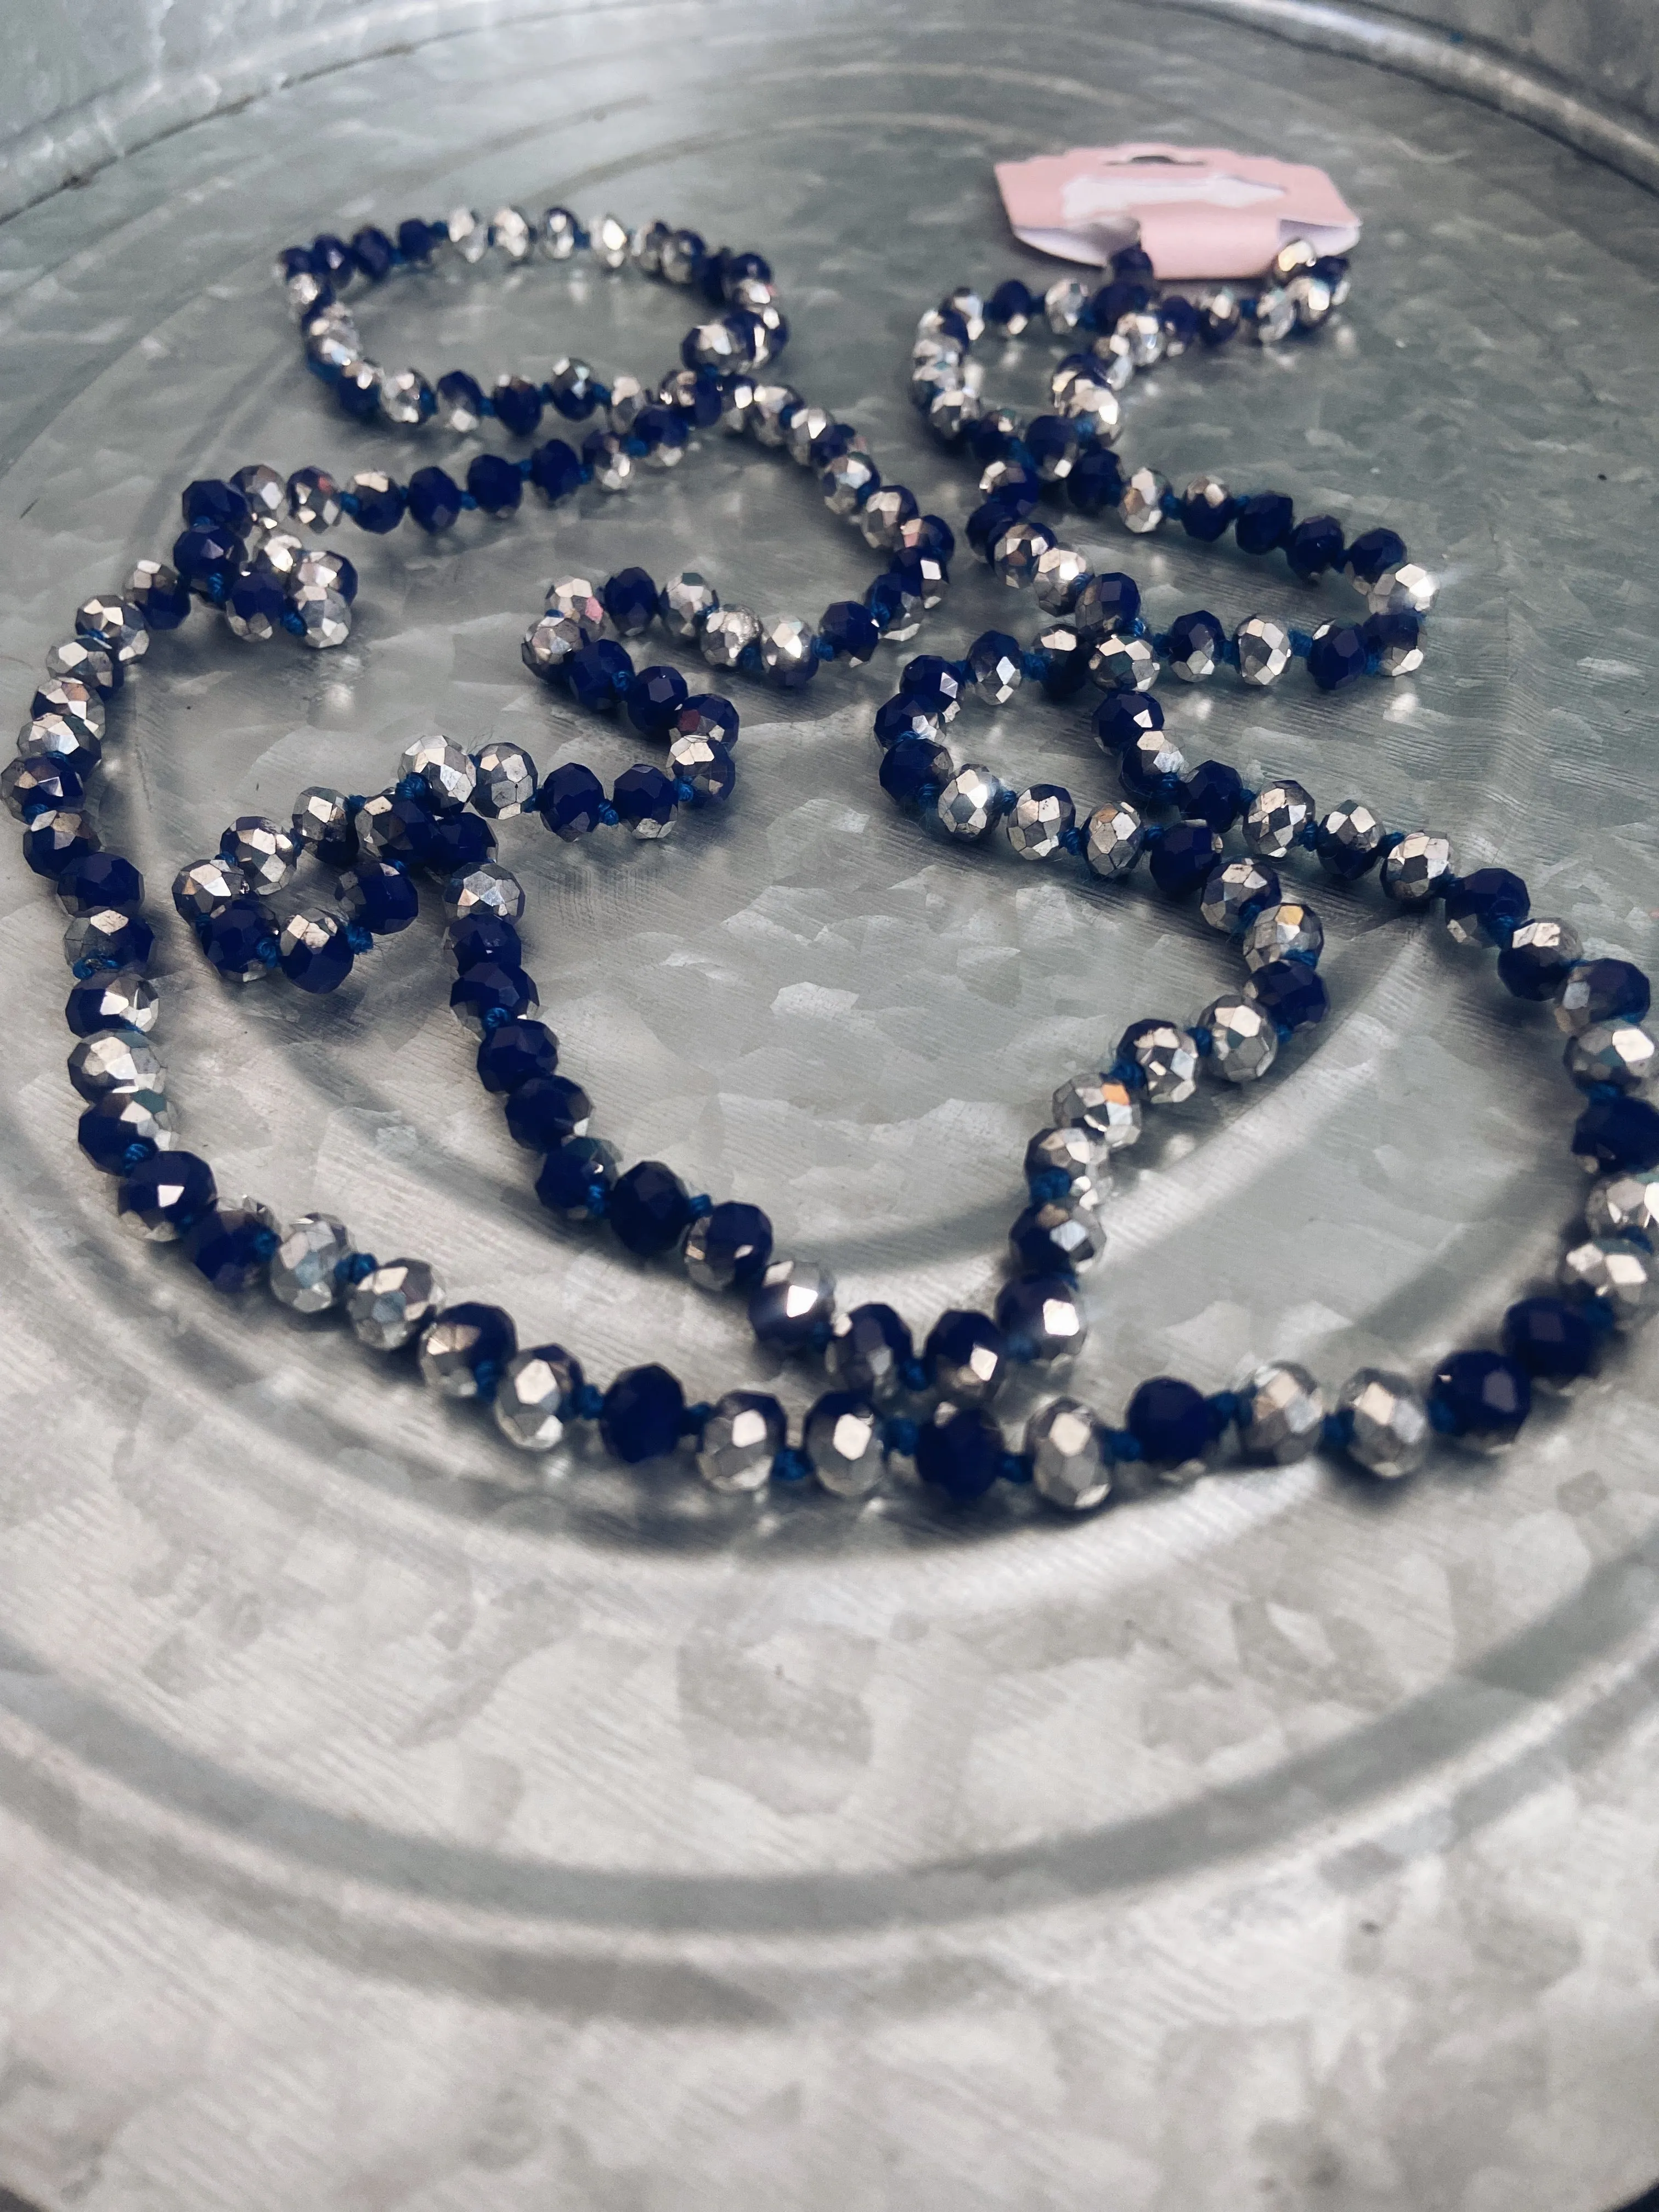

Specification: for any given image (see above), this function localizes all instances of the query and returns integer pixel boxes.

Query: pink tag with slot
[994,143,1360,279]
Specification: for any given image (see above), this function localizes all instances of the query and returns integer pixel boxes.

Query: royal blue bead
[448,914,520,972]
[1442,867,1530,945]
[364,794,439,869]
[1503,1295,1599,1383]
[117,1149,216,1236]
[915,1403,1004,1503]
[342,859,419,936]
[1181,760,1246,832]
[1126,1375,1210,1465]
[694,1200,774,1286]
[1159,295,1199,347]
[1111,242,1155,279]
[335,366,382,420]
[78,1098,165,1175]
[1023,414,1077,477]
[1233,491,1295,555]
[1181,491,1234,544]
[600,1363,686,1463]
[1061,443,1122,517]
[199,897,278,977]
[537,1138,617,1217]
[965,492,1030,558]
[1314,812,1387,881]
[465,452,522,515]
[1119,741,1186,809]
[396,217,438,263]
[678,695,738,750]
[528,437,583,502]
[23,811,97,878]
[1248,958,1329,1035]
[567,640,635,715]
[407,466,464,534]
[1039,637,1092,701]
[539,763,607,840]
[348,475,406,533]
[994,1274,1079,1361]
[1086,278,1146,330]
[280,919,354,994]
[227,565,286,637]
[612,763,678,835]
[625,665,689,736]
[64,971,138,1035]
[350,225,394,281]
[872,694,941,749]
[1092,691,1163,755]
[172,522,246,606]
[1561,959,1650,1027]
[1307,623,1370,690]
[924,1309,1005,1392]
[1573,1095,1659,1174]
[1346,527,1408,584]
[818,600,881,664]
[10,758,85,819]
[1008,1204,1087,1278]
[610,1160,693,1256]
[596,569,654,639]
[1078,572,1141,637]
[436,369,483,422]
[59,851,142,915]
[911,510,958,562]
[184,1206,277,1294]
[1285,515,1345,579]
[1149,820,1224,899]
[451,961,538,1032]
[808,421,861,471]
[881,734,952,809]
[1498,928,1580,1000]
[277,246,315,280]
[550,368,601,424]
[182,478,252,534]
[1363,610,1420,668]
[128,564,190,629]
[1167,612,1227,674]
[424,813,496,879]
[504,1074,592,1152]
[425,1302,516,1398]
[71,912,153,977]
[1429,1350,1531,1442]
[964,417,1015,466]
[494,374,544,435]
[900,654,966,706]
[988,277,1037,326]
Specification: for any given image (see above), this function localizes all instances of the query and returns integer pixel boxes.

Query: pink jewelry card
[994,143,1361,279]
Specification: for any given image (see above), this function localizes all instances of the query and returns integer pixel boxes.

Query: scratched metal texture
[0,4,1657,2207]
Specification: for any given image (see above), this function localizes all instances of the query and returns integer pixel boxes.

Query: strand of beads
[280,210,786,442]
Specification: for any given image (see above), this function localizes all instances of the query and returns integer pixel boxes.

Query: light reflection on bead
[347,1259,445,1351]
[222,816,298,895]
[268,1214,353,1314]
[701,606,760,669]
[68,1029,163,1099]
[696,1389,786,1492]
[1087,635,1159,692]
[1118,466,1169,533]
[804,1392,885,1498]
[1381,830,1455,906]
[1585,1173,1659,1241]
[936,765,1004,840]
[1559,1237,1657,1326]
[1027,1397,1111,1511]
[1237,1361,1325,1462]
[1234,615,1293,686]
[1082,800,1145,879]
[1006,785,1074,860]
[1123,1020,1200,1104]
[444,862,524,927]
[172,856,249,921]
[1198,995,1278,1082]
[1243,781,1315,861]
[1337,1368,1429,1479]
[1368,563,1437,617]
[493,1343,580,1451]
[1242,900,1323,971]
[399,735,476,813]
[1025,1125,1110,1210]
[1564,1022,1656,1093]
[471,741,538,819]
[1053,1073,1142,1150]
[1033,544,1091,613]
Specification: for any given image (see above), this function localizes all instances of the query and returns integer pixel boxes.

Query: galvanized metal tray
[1,3,1657,2204]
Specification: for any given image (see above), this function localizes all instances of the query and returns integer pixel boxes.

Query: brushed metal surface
[1,4,1658,2207]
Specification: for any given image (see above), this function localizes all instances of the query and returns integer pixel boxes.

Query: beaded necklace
[10,204,1658,1515]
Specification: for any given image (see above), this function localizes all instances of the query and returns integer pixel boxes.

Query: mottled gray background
[1,2,1658,2208]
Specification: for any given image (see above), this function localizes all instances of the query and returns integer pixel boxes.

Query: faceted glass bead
[1088,635,1158,693]
[471,741,538,819]
[1237,1361,1326,1463]
[1338,1368,1429,1478]
[1180,479,1233,542]
[610,1161,693,1256]
[126,558,191,631]
[1007,785,1075,860]
[1166,610,1224,681]
[1010,1200,1103,1277]
[347,1259,445,1351]
[116,1150,215,1241]
[916,1402,1004,1503]
[538,763,607,841]
[528,439,582,503]
[1198,995,1279,1083]
[1057,1073,1142,1150]
[57,851,141,918]
[860,486,920,551]
[1572,1096,1659,1175]
[292,786,354,860]
[523,612,588,682]
[1442,867,1530,949]
[476,1019,560,1096]
[1025,418,1080,484]
[1243,781,1314,860]
[937,766,1005,840]
[278,910,354,994]
[696,1390,786,1492]
[1286,515,1344,579]
[1072,572,1141,643]
[496,373,547,437]
[924,1310,1006,1407]
[1565,1022,1656,1093]
[759,617,819,689]
[444,862,524,927]
[339,859,419,935]
[541,205,582,258]
[407,466,463,534]
[67,1028,162,1100]
[268,1214,353,1313]
[1585,1172,1659,1241]
[1242,900,1323,971]
[287,466,341,532]
[1429,1350,1531,1452]
[76,596,148,664]
[419,1303,517,1401]
[962,629,1022,707]
[504,1075,593,1150]
[749,1257,836,1352]
[222,816,298,895]
[1032,545,1092,614]
[495,1345,583,1452]
[450,961,538,1037]
[1365,611,1426,680]
[748,383,802,445]
[825,1302,913,1405]
[612,764,678,839]
[1554,958,1651,1035]
[29,676,104,741]
[46,637,117,695]
[16,714,100,774]
[399,736,476,815]
[1120,1018,1200,1104]
[4,755,84,820]
[1082,800,1146,879]
[380,368,434,427]
[1148,821,1223,900]
[1233,492,1294,557]
[684,1201,773,1291]
[448,915,520,973]
[659,572,719,640]
[1382,830,1455,907]
[1126,1375,1211,1477]
[1034,624,1091,700]
[600,1364,686,1464]
[995,1274,1087,1363]
[65,908,154,976]
[1246,959,1329,1035]
[601,567,660,636]
[22,808,98,879]
[1233,615,1293,687]
[701,607,760,669]
[1368,562,1437,617]
[66,970,157,1038]
[1201,857,1280,934]
[1025,1124,1110,1211]
[1499,917,1584,1001]
[804,1392,885,1498]
[1026,1397,1111,1511]
[1316,802,1386,880]
[1559,1237,1656,1327]
[822,450,880,515]
[291,580,351,648]
[1308,621,1370,692]
[992,518,1057,588]
[78,1088,173,1175]
[231,462,286,534]
[184,1204,277,1295]
[879,735,951,810]
[1118,466,1169,533]
[535,1135,621,1220]
[582,430,634,493]
[200,898,279,983]
[1502,1294,1598,1385]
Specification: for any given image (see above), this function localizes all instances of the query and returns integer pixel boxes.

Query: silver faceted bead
[1585,1173,1659,1241]
[1118,466,1169,533]
[68,1028,163,1099]
[1053,1073,1142,1151]
[347,1259,445,1351]
[541,206,581,258]
[1242,900,1324,971]
[63,909,143,972]
[379,367,433,427]
[1126,1022,1200,1104]
[445,206,488,262]
[606,374,651,434]
[1382,831,1455,907]
[172,856,248,921]
[701,607,760,669]
[494,1345,581,1452]
[1337,1368,1429,1480]
[76,597,148,665]
[292,787,351,854]
[585,433,634,493]
[696,1390,786,1493]
[860,487,917,552]
[936,765,1005,840]
[1234,616,1293,687]
[659,571,719,640]
[489,205,533,260]
[1045,276,1089,332]
[420,1307,516,1400]
[992,519,1054,589]
[290,581,351,648]
[1201,857,1277,934]
[268,1215,353,1314]
[1088,635,1159,692]
[471,741,538,819]
[522,612,586,681]
[287,465,341,532]
[1560,1237,1657,1327]
[1237,1361,1326,1462]
[1199,995,1279,1082]
[1034,545,1091,613]
[748,384,802,446]
[804,1393,885,1498]
[232,462,286,534]
[444,862,524,927]
[1024,1125,1110,1211]
[70,970,157,1035]
[1243,781,1316,861]
[1368,562,1437,617]
[592,213,630,270]
[399,735,476,813]
[1082,800,1146,880]
[760,616,816,684]
[822,450,879,516]
[29,678,104,742]
[967,630,1023,706]
[222,817,297,895]
[1565,1022,1656,1093]
[785,404,834,466]
[1007,785,1074,861]
[1027,1397,1111,1511]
